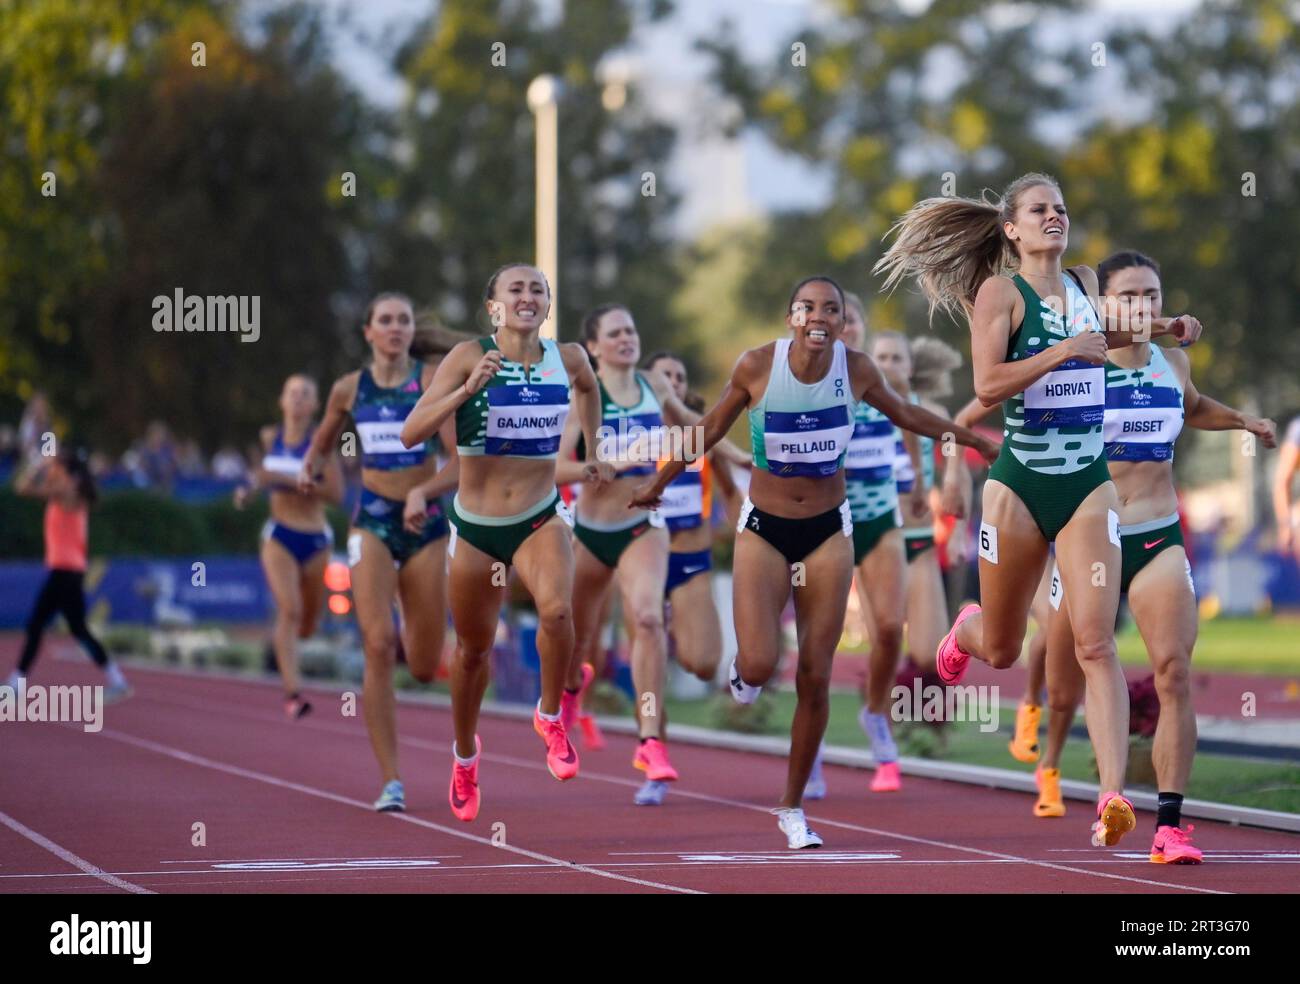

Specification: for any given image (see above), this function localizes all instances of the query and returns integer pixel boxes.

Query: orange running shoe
[632,737,679,782]
[533,706,580,780]
[936,604,980,685]
[1090,792,1136,847]
[561,663,595,732]
[449,736,482,822]
[1150,824,1203,864]
[1009,702,1042,763]
[870,761,901,792]
[1033,766,1065,818]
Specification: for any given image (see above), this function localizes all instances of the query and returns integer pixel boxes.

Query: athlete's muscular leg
[615,526,670,738]
[861,529,907,714]
[398,538,448,684]
[514,521,578,717]
[1128,548,1198,795]
[566,541,614,690]
[782,530,855,808]
[350,530,402,782]
[1053,481,1125,795]
[954,480,1050,668]
[731,529,793,689]
[669,573,723,681]
[904,547,948,673]
[446,537,505,758]
[1042,587,1085,771]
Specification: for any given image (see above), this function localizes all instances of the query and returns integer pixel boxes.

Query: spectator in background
[1273,415,1300,559]
[176,438,207,478]
[18,391,52,464]
[211,445,249,481]
[132,421,179,491]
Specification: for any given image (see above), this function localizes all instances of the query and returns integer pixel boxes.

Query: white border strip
[0,809,153,894]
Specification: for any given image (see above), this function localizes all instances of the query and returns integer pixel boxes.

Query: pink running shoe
[936,604,980,685]
[449,736,482,822]
[632,737,679,782]
[870,761,901,793]
[1090,791,1137,847]
[578,713,606,751]
[560,663,595,732]
[1150,824,1203,864]
[533,706,580,781]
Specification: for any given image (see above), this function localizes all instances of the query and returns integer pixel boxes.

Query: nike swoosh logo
[632,525,646,537]
[681,566,704,574]
[532,516,548,529]
[541,369,558,377]
[1151,372,1165,379]
[450,783,475,809]
[1144,537,1167,550]
[561,745,577,764]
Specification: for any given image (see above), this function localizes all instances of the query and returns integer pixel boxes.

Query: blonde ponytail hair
[909,336,963,401]
[873,173,1062,323]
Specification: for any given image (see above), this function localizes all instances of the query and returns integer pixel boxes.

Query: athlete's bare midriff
[269,487,328,532]
[1109,459,1179,526]
[669,519,711,552]
[456,455,557,517]
[749,468,846,519]
[360,459,439,503]
[575,470,652,526]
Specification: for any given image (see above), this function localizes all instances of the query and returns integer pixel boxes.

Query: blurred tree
[698,0,1300,420]
[377,0,684,349]
[0,0,376,450]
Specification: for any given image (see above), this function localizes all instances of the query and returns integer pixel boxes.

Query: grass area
[665,689,1300,815]
[1116,615,1300,675]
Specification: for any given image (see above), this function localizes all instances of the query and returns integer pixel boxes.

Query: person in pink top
[6,449,130,700]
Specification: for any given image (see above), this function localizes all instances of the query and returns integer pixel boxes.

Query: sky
[308,0,1201,238]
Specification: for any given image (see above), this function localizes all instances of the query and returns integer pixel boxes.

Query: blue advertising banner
[0,558,275,628]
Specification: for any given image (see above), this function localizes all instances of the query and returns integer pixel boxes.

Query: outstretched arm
[852,351,999,464]
[628,349,761,509]
[301,372,358,493]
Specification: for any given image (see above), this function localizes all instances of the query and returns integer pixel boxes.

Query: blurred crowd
[1,392,253,494]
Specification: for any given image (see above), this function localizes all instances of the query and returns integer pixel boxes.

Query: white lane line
[0,809,153,895]
[93,727,702,895]
[126,684,1236,894]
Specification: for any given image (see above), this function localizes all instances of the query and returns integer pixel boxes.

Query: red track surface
[2,658,1298,895]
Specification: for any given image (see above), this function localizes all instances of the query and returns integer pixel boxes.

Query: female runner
[300,293,455,813]
[400,263,611,822]
[236,374,343,718]
[631,276,996,847]
[554,309,716,797]
[875,173,1202,846]
[1034,250,1274,863]
[7,449,130,700]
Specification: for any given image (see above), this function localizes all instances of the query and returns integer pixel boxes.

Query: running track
[2,660,1298,895]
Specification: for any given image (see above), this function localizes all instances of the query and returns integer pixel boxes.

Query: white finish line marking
[212,858,442,871]
[0,809,153,895]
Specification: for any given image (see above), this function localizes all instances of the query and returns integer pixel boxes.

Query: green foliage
[378,0,683,347]
[699,0,1300,418]
[0,485,347,558]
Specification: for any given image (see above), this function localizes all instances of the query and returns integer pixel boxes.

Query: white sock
[452,741,479,766]
[536,702,561,723]
[728,659,762,705]
[104,663,126,689]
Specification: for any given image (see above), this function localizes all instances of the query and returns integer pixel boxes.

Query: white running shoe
[773,807,823,849]
[729,659,762,705]
[634,779,669,806]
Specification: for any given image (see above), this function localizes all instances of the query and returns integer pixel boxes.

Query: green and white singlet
[1001,273,1105,473]
[845,401,897,523]
[455,335,569,459]
[987,272,1111,542]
